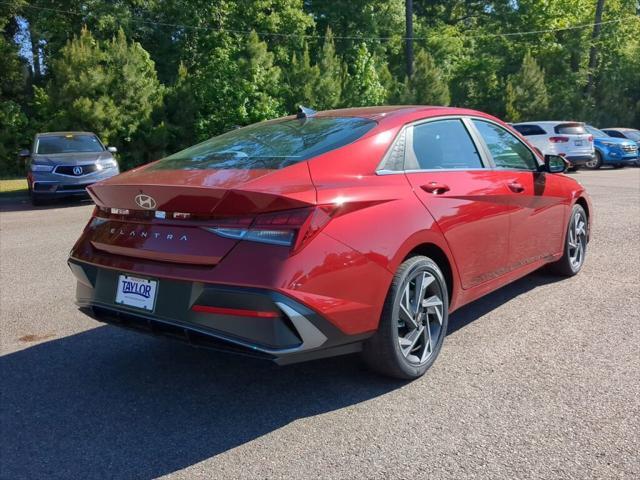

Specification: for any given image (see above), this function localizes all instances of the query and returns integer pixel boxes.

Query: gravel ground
[1,169,639,479]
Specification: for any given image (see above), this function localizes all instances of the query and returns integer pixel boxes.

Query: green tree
[285,42,320,111]
[314,28,342,110]
[342,43,386,106]
[193,31,283,139]
[0,13,31,175]
[400,49,450,106]
[505,51,550,122]
[39,27,163,151]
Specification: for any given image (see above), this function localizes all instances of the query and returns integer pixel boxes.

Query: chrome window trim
[376,114,536,176]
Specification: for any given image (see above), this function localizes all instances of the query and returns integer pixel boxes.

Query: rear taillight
[549,136,569,143]
[205,206,335,252]
[587,135,594,142]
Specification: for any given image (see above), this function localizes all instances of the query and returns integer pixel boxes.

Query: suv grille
[622,144,638,153]
[55,164,99,176]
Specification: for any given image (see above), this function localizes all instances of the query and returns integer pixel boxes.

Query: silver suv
[511,121,595,168]
[21,132,120,205]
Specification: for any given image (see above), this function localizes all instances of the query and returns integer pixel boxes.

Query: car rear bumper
[68,259,369,364]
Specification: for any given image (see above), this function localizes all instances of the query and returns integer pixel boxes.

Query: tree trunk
[585,0,606,96]
[405,0,414,78]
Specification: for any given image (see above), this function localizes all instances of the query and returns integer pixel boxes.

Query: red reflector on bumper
[191,305,280,318]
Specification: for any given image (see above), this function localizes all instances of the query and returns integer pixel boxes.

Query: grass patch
[0,178,28,198]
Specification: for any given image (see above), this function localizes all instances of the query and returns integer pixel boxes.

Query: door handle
[507,181,525,193]
[420,182,450,194]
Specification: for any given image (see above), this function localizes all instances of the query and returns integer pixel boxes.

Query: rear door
[471,119,567,269]
[403,117,513,289]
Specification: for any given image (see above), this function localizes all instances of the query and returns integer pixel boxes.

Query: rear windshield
[585,125,608,138]
[512,124,547,136]
[153,117,377,170]
[554,123,587,135]
[36,134,104,154]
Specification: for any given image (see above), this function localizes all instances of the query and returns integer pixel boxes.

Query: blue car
[584,125,639,169]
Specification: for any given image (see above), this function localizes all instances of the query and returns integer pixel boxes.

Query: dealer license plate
[115,274,158,311]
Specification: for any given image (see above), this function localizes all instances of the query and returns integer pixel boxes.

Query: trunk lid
[84,162,317,265]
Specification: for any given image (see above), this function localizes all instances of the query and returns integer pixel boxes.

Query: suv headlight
[97,159,118,170]
[31,163,54,172]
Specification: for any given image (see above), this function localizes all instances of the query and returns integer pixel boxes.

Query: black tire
[362,255,449,380]
[28,186,46,206]
[585,152,602,169]
[548,204,588,276]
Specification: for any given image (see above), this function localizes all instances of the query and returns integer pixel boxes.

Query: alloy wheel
[568,210,587,270]
[397,270,444,365]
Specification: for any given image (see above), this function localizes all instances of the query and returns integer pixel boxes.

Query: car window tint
[586,125,609,138]
[473,120,538,171]
[153,117,376,171]
[554,123,586,135]
[603,130,624,139]
[512,124,547,136]
[409,119,483,170]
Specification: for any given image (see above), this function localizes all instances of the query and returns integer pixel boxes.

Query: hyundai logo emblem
[73,166,83,175]
[135,193,157,210]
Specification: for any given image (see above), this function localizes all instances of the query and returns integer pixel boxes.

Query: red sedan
[68,106,592,379]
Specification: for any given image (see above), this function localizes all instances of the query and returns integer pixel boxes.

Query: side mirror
[18,149,30,158]
[544,154,568,173]
[107,146,118,154]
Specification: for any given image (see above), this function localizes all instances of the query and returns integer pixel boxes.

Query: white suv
[511,121,595,168]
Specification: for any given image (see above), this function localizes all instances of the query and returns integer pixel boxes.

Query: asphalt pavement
[1,168,639,479]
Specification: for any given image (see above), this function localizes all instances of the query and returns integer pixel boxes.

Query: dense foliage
[0,0,638,175]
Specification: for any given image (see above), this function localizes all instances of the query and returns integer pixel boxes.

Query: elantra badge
[73,166,83,175]
[135,193,157,210]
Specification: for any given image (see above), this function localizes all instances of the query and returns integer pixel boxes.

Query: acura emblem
[135,193,157,210]
[73,166,83,175]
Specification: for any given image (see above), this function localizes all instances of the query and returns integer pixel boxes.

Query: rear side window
[473,120,538,171]
[554,123,586,135]
[408,119,483,170]
[512,124,547,136]
[153,117,376,170]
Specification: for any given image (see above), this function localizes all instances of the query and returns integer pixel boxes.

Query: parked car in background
[20,132,120,205]
[601,128,640,166]
[583,125,639,169]
[68,106,592,380]
[511,121,595,169]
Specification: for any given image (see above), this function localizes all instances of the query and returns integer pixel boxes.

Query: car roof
[282,106,501,130]
[512,121,584,126]
[602,127,638,132]
[36,131,98,137]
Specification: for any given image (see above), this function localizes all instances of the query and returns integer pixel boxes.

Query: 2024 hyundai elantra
[68,106,592,379]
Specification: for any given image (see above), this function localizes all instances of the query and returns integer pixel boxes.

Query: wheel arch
[575,196,590,220]
[403,242,456,307]
[573,195,592,242]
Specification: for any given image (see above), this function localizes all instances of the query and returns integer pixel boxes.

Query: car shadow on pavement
[447,270,563,335]
[1,270,562,479]
[0,195,93,212]
[0,326,404,479]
